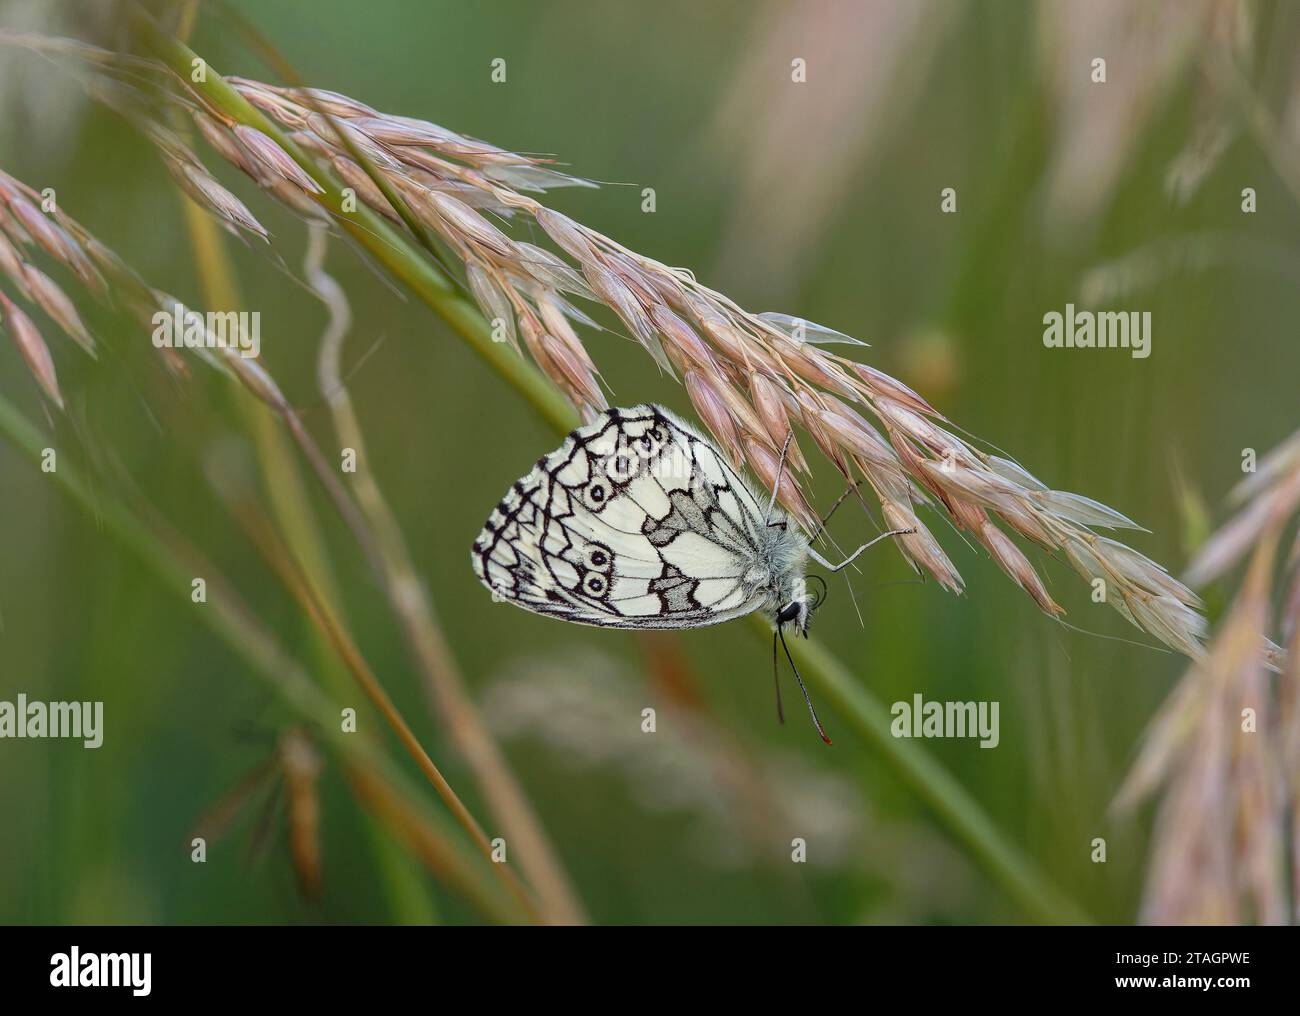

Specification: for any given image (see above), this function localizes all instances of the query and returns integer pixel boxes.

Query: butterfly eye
[776,601,802,624]
[583,544,613,572]
[582,572,609,597]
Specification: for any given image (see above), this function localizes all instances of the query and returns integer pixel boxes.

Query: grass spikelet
[165,157,269,242]
[20,263,96,357]
[0,290,63,410]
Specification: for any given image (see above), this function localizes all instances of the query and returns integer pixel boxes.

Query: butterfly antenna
[805,574,828,629]
[772,632,785,725]
[778,628,832,745]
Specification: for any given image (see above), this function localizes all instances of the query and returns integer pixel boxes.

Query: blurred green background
[1,0,1298,924]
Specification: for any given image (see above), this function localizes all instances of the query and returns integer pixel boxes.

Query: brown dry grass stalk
[208,474,546,923]
[0,399,526,921]
[0,162,551,920]
[305,225,586,923]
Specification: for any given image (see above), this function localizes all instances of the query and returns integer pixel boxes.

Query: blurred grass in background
[1,0,1298,924]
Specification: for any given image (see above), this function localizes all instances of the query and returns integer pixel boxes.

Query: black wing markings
[474,405,770,628]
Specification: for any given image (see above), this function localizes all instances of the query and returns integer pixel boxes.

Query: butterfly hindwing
[472,405,771,629]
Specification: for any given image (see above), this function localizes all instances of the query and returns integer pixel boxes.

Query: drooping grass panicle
[0,32,1208,655]
[170,66,1209,653]
[0,168,108,408]
[1117,428,1300,923]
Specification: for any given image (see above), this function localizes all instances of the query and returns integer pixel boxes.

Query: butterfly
[471,404,908,743]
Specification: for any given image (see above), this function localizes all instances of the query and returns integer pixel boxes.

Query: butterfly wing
[472,404,772,629]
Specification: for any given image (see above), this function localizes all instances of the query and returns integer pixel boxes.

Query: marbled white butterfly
[471,404,908,742]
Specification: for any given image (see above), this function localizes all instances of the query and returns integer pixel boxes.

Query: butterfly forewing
[472,405,771,629]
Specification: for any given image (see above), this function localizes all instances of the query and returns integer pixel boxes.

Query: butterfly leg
[764,430,795,526]
[807,480,863,544]
[807,527,916,573]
